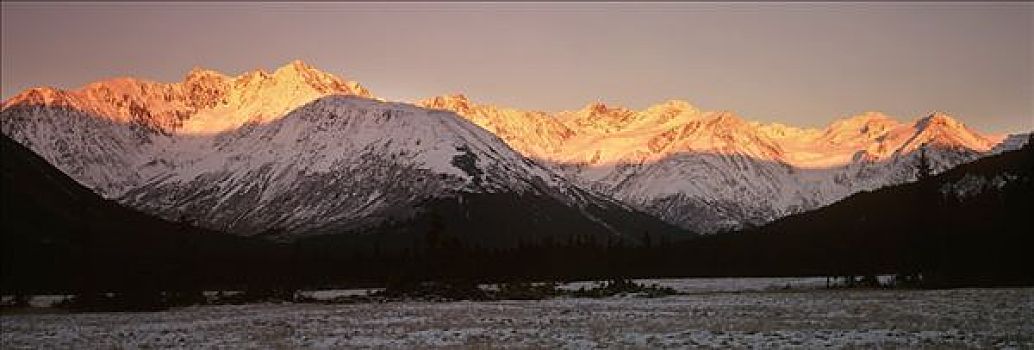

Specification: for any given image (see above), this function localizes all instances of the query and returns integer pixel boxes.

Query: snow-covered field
[3,278,1032,348]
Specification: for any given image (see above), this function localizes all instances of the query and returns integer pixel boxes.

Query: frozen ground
[2,278,1032,348]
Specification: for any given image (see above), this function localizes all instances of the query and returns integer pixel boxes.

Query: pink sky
[2,2,1031,133]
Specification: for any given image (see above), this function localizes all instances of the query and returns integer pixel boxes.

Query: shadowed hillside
[668,137,1034,286]
[1,135,291,295]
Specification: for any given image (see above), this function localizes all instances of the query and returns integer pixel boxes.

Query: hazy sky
[2,2,1031,133]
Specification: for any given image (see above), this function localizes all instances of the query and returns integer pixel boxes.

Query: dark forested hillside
[293,140,1034,286]
[674,139,1034,286]
[1,135,291,294]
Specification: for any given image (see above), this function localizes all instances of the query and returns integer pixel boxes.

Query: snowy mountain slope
[1,63,683,242]
[119,95,604,237]
[0,104,157,196]
[427,96,1018,233]
[419,94,575,160]
[1,133,286,291]
[990,132,1032,155]
[1,60,371,197]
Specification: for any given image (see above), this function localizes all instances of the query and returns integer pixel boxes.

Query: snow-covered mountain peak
[915,112,965,131]
[754,122,822,140]
[2,87,72,109]
[439,93,471,102]
[180,68,232,110]
[704,111,749,128]
[266,60,370,97]
[583,101,609,113]
[418,93,576,161]
[814,111,903,147]
[278,59,317,74]
[2,60,373,135]
[175,61,372,134]
[898,112,997,153]
[646,99,697,113]
[185,66,230,82]
[640,100,702,124]
[673,111,786,159]
[826,111,897,131]
[576,101,636,117]
[420,93,476,115]
[846,110,893,121]
[565,101,637,134]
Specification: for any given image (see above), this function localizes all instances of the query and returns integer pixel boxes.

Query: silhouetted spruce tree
[916,147,934,181]
[909,146,938,286]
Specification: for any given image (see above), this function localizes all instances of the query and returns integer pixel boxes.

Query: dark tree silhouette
[916,146,934,181]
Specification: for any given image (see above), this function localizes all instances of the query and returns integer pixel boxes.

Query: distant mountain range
[1,60,1029,239]
[419,94,1016,233]
[0,61,680,243]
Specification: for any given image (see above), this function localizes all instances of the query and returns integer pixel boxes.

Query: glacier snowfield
[3,278,1031,349]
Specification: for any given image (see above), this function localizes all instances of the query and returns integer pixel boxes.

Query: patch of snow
[4,283,1031,348]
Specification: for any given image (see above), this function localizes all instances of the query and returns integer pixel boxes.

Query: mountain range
[1,60,1028,239]
[418,94,1012,232]
[0,61,679,243]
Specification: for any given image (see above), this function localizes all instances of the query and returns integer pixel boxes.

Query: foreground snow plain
[3,278,1032,348]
